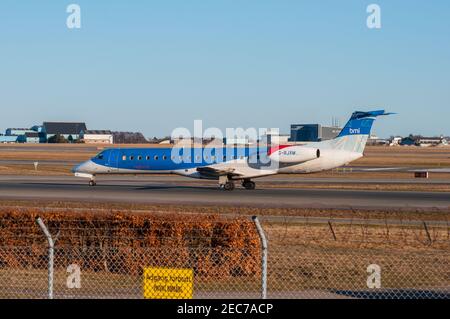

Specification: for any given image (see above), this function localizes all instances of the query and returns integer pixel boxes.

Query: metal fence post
[36,217,54,299]
[252,216,268,299]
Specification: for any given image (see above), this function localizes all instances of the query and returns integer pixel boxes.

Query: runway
[0,175,449,209]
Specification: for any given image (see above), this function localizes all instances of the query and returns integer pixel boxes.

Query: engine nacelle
[269,146,320,164]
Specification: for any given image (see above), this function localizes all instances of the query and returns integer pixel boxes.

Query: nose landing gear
[74,172,97,187]
[88,175,97,187]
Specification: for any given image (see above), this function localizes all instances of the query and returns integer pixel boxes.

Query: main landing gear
[219,176,256,191]
[220,181,235,191]
[242,180,256,190]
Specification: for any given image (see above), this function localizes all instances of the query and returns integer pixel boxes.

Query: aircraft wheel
[243,181,256,190]
[89,180,97,187]
[223,182,235,191]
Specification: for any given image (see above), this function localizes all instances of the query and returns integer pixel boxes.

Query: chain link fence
[0,211,449,299]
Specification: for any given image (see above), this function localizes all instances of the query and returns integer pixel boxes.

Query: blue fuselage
[86,147,264,172]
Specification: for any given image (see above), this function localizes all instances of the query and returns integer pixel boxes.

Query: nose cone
[72,160,96,174]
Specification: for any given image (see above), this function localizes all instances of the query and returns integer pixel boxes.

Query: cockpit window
[95,152,105,160]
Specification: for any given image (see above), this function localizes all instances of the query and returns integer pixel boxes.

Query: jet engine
[269,146,320,163]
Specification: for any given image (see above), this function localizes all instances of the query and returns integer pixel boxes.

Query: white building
[261,129,290,145]
[417,137,448,147]
[80,130,114,144]
[389,136,403,146]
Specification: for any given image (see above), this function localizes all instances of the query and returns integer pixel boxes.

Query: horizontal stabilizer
[350,110,396,120]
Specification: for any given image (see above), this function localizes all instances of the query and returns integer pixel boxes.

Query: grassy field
[357,146,450,167]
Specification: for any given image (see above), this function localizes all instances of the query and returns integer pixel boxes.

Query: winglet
[350,110,396,120]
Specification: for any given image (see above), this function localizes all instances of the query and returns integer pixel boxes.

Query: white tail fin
[310,110,394,153]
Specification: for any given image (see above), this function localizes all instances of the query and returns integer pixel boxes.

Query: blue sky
[0,1,449,138]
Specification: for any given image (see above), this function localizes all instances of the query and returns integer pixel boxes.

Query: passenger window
[163,155,167,160]
[154,155,159,160]
[130,156,134,161]
[122,155,126,161]
[138,156,142,160]
[146,156,150,160]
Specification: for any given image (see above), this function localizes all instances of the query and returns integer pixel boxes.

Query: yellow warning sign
[143,267,194,299]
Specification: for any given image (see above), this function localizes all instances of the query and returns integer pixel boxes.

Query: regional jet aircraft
[73,110,393,190]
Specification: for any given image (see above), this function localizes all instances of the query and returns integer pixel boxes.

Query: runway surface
[0,175,448,209]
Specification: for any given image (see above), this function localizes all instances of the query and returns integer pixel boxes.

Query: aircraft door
[108,149,120,172]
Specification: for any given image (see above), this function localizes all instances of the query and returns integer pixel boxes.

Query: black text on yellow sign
[143,267,194,299]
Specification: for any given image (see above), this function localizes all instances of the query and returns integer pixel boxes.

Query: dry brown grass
[1,199,449,221]
[0,164,73,175]
[0,207,260,278]
[356,146,450,167]
[264,222,449,251]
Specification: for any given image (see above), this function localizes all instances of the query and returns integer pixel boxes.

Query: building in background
[367,134,389,146]
[389,136,403,146]
[400,135,448,147]
[3,127,46,143]
[260,129,290,145]
[5,128,35,136]
[17,132,40,144]
[80,130,114,144]
[0,135,19,143]
[289,124,341,142]
[399,136,417,146]
[43,122,87,141]
[415,136,448,147]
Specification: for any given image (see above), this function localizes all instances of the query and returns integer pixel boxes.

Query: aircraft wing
[196,161,278,179]
[196,166,244,178]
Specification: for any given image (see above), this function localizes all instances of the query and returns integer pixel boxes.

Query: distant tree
[67,135,74,143]
[112,131,149,144]
[48,134,68,144]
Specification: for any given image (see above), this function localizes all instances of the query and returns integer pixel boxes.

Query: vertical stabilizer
[319,110,394,153]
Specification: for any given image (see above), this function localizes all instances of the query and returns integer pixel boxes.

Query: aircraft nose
[72,160,96,174]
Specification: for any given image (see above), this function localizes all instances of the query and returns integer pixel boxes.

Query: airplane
[72,110,393,190]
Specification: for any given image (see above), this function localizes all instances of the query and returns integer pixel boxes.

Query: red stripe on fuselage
[268,145,291,156]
